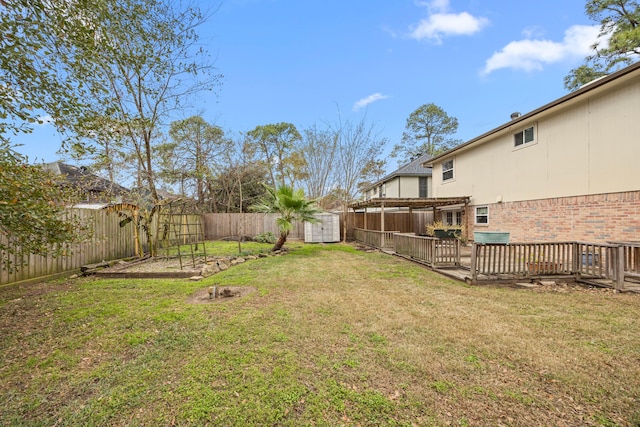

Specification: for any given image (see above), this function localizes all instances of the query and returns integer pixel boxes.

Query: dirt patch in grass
[0,279,74,299]
[95,256,206,274]
[187,286,257,304]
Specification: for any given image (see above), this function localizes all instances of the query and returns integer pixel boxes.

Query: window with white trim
[514,125,535,147]
[445,211,462,226]
[475,206,488,225]
[442,159,454,181]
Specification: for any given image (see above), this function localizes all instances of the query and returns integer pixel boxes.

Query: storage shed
[304,213,340,243]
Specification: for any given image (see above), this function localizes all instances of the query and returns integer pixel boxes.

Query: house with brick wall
[425,61,640,244]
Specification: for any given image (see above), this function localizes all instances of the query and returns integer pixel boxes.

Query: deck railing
[353,231,633,290]
[610,241,640,282]
[470,241,626,290]
[353,228,398,251]
[393,233,460,267]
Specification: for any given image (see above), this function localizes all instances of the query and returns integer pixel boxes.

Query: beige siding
[384,177,400,198]
[398,177,419,198]
[433,73,640,205]
[365,176,431,200]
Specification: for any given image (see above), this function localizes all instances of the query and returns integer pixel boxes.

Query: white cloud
[521,26,545,39]
[353,93,389,111]
[381,25,398,38]
[36,115,54,125]
[482,25,602,75]
[423,0,449,13]
[408,0,488,43]
[410,12,489,43]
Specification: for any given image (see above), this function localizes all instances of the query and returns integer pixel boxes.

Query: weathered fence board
[1,208,145,286]
[349,211,433,236]
[201,213,305,240]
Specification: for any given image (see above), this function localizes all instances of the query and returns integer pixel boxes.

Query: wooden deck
[359,233,640,293]
[436,248,640,293]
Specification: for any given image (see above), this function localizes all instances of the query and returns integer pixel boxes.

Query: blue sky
[16,0,600,172]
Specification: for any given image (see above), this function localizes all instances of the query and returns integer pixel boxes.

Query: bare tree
[333,116,387,241]
[297,124,338,204]
[207,137,269,213]
[61,0,221,203]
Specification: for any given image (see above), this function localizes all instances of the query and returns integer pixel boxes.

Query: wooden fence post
[470,243,478,284]
[616,245,625,291]
[572,242,580,280]
[429,239,436,269]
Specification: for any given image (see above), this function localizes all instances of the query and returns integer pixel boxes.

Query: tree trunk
[342,207,348,243]
[272,230,289,251]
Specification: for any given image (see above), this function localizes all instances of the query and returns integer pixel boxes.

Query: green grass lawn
[1,242,639,426]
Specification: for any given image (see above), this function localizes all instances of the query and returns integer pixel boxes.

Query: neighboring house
[425,61,640,243]
[44,162,130,205]
[363,153,432,201]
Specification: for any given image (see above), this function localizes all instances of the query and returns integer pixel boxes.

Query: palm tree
[251,184,321,251]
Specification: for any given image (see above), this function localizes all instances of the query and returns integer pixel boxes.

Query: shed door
[304,214,340,243]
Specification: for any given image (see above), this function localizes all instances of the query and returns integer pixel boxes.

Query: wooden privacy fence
[201,213,305,240]
[393,233,460,268]
[349,211,433,236]
[1,208,144,286]
[469,241,626,289]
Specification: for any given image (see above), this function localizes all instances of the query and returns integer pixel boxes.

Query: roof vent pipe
[510,112,521,120]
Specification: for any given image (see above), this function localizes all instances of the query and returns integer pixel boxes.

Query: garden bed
[87,251,282,279]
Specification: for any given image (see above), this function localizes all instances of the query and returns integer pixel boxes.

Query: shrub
[254,232,276,244]
[426,221,467,244]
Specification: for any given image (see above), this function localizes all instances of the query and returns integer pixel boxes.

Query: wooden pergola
[350,196,471,237]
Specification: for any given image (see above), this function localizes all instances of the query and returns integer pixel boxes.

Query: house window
[475,206,488,224]
[445,211,463,226]
[514,125,535,147]
[442,159,454,181]
[419,177,428,197]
